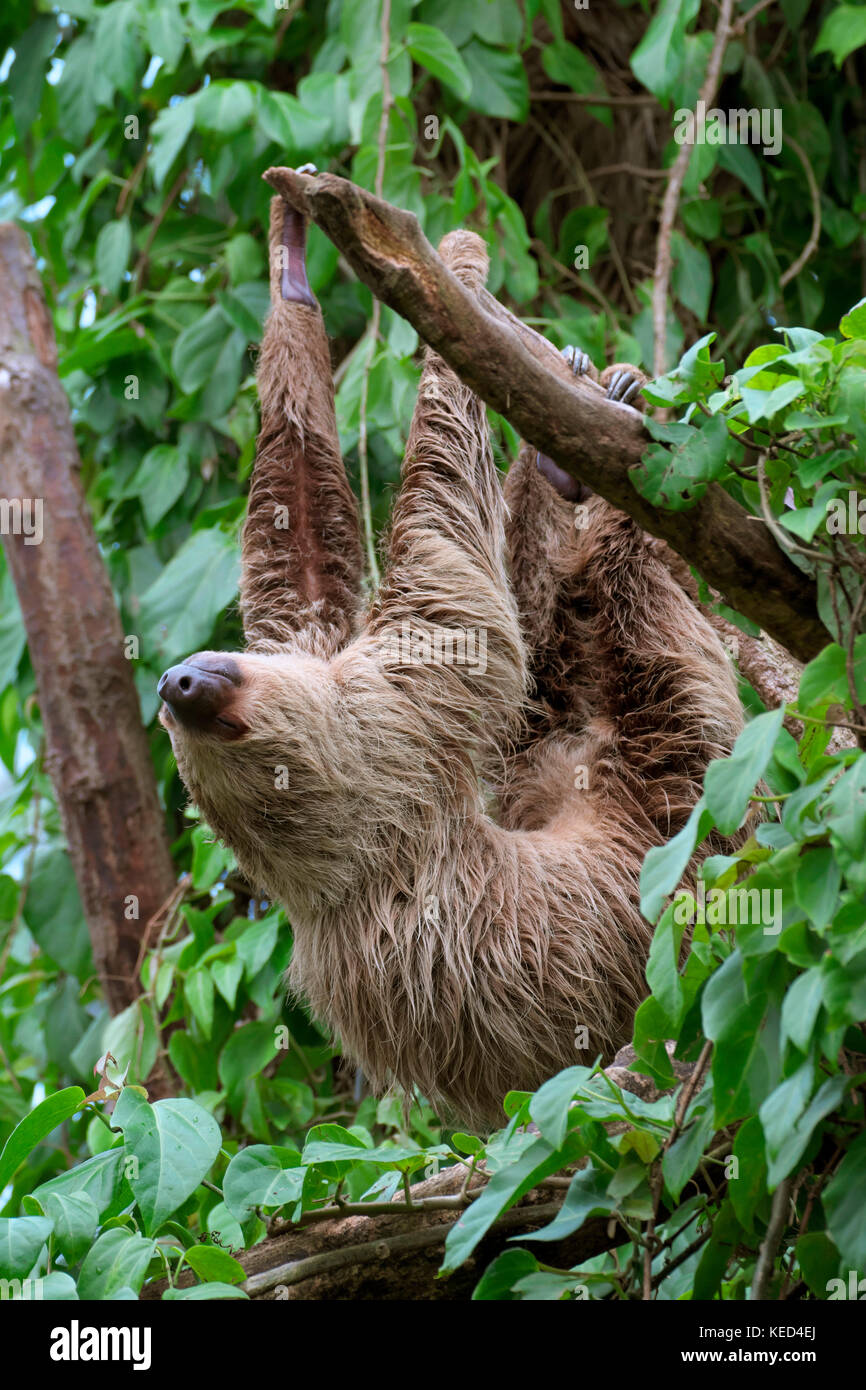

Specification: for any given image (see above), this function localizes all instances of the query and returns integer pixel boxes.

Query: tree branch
[263,166,827,664]
[0,223,178,1021]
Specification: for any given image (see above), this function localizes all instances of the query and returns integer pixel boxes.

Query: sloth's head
[158,649,353,900]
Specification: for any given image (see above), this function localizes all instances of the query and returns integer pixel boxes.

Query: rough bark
[0,222,178,1016]
[264,166,828,666]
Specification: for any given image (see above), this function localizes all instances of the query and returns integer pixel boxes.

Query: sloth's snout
[158,656,244,735]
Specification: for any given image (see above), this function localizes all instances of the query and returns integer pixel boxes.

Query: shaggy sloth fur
[160,197,744,1130]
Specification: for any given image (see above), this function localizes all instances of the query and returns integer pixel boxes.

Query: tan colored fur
[163,207,744,1131]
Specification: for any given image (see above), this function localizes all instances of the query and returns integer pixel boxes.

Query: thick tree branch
[0,223,178,1018]
[263,167,827,665]
[139,1047,708,1301]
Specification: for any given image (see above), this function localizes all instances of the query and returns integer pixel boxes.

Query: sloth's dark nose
[158,663,232,727]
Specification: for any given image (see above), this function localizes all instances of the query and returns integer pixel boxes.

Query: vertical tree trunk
[0,222,177,1016]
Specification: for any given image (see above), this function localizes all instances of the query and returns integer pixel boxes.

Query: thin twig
[750,1177,793,1300]
[652,0,735,376]
[755,454,826,561]
[779,137,822,289]
[355,0,393,589]
[731,0,778,36]
[643,1043,712,1300]
[529,91,658,106]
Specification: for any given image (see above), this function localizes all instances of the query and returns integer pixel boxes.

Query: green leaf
[704,706,786,834]
[146,0,186,69]
[441,1134,581,1272]
[23,847,91,976]
[640,800,714,921]
[781,967,824,1052]
[191,825,235,890]
[840,297,866,339]
[518,1164,614,1243]
[814,6,866,66]
[823,758,866,894]
[112,1090,221,1234]
[461,39,529,120]
[631,412,729,509]
[821,1130,866,1269]
[799,643,849,708]
[0,1217,53,1280]
[131,445,189,529]
[693,1198,741,1299]
[728,1115,767,1232]
[172,306,231,393]
[472,1248,539,1300]
[527,1066,592,1150]
[796,1231,840,1297]
[163,1281,249,1299]
[256,88,331,151]
[764,1075,847,1186]
[235,914,279,979]
[0,572,26,692]
[631,0,700,100]
[216,289,262,342]
[794,846,841,928]
[646,901,690,1029]
[100,999,159,1081]
[185,966,215,1038]
[406,23,472,101]
[8,17,57,135]
[93,0,143,97]
[32,1150,130,1224]
[41,1192,100,1266]
[671,231,712,321]
[57,35,112,144]
[32,1272,80,1300]
[223,1144,304,1220]
[218,1022,279,1104]
[0,1087,86,1192]
[702,951,770,1124]
[77,1228,156,1299]
[184,1243,246,1284]
[150,99,196,190]
[139,528,240,668]
[195,80,256,134]
[211,956,243,1009]
[541,40,605,99]
[717,143,766,207]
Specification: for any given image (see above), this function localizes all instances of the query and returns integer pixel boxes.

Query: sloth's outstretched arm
[367,231,527,771]
[241,193,363,655]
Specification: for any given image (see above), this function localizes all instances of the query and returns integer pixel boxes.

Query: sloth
[158,190,743,1130]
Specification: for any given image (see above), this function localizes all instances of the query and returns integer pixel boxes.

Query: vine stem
[355,0,393,590]
[652,0,735,377]
[750,1176,793,1300]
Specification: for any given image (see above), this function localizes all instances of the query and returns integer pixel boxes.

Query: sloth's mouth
[213,713,248,738]
[161,704,248,741]
[158,656,248,739]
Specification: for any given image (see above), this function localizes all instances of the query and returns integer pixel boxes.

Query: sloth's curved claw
[606,369,643,406]
[295,162,318,175]
[561,345,593,377]
[279,199,317,307]
[535,451,592,503]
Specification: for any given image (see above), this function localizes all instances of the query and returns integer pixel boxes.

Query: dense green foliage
[0,0,864,1300]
